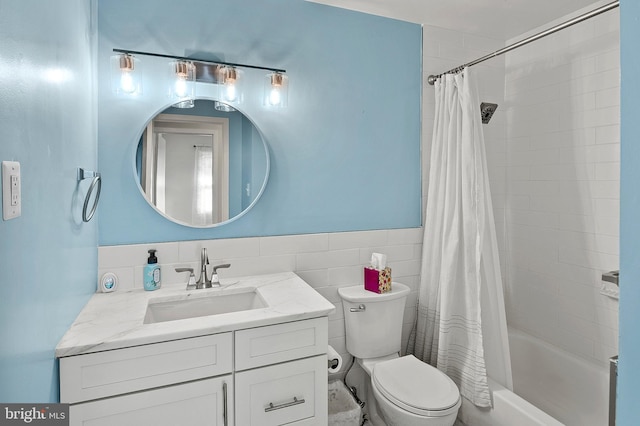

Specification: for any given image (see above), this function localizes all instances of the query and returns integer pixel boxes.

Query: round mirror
[135,99,269,227]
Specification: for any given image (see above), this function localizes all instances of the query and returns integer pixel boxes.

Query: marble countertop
[56,272,336,358]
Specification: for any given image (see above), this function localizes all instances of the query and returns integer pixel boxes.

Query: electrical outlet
[2,161,21,220]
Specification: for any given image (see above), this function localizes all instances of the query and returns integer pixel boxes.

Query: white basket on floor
[328,380,361,426]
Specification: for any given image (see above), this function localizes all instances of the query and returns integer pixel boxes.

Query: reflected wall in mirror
[136,99,269,227]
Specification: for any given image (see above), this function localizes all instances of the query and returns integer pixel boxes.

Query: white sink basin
[143,289,266,324]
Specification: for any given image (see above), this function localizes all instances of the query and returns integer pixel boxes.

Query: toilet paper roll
[327,345,343,373]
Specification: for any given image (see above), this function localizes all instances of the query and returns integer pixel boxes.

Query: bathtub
[458,328,610,426]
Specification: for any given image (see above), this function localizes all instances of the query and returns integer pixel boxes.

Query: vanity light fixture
[110,53,142,95]
[112,49,288,107]
[170,60,196,103]
[218,66,243,104]
[264,72,288,108]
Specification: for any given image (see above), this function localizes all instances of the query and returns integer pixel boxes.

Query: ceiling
[307,0,606,40]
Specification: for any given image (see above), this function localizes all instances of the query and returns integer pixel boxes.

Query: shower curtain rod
[427,0,619,85]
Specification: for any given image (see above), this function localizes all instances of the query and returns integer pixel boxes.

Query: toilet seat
[372,355,460,417]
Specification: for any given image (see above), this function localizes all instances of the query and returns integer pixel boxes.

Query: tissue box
[364,267,392,294]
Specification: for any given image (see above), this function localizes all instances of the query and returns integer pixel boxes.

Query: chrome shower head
[480,102,498,124]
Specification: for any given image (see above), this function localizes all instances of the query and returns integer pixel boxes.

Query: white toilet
[338,283,461,426]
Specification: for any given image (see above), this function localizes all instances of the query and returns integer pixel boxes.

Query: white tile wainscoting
[98,228,423,372]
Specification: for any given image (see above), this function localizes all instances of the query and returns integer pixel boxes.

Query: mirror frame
[132,97,270,228]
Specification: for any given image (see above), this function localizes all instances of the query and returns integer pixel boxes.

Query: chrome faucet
[196,248,210,289]
[192,248,231,289]
[210,264,231,287]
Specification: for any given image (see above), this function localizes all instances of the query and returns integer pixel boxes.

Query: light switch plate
[2,161,21,220]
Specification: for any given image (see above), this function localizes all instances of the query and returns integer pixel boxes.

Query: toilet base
[352,356,460,426]
[372,377,459,426]
[363,376,387,426]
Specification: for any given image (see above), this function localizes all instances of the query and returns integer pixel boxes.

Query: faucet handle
[175,267,197,290]
[209,264,231,287]
[213,263,231,274]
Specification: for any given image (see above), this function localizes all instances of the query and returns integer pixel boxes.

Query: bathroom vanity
[56,272,335,426]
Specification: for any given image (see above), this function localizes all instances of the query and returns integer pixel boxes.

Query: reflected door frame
[142,113,230,223]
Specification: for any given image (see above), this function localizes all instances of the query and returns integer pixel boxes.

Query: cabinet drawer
[235,355,328,426]
[60,333,232,404]
[235,317,328,370]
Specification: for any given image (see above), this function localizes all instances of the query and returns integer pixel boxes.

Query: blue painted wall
[97,0,422,245]
[0,0,97,402]
[618,1,640,423]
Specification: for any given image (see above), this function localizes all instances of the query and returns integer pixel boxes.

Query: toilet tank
[338,283,410,359]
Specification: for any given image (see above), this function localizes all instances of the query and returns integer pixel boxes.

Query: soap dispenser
[144,249,161,291]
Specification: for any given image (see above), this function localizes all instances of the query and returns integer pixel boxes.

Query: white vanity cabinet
[59,317,328,426]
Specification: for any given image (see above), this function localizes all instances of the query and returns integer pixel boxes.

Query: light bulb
[220,67,240,103]
[174,77,187,98]
[111,53,141,95]
[269,88,281,106]
[170,61,195,101]
[120,71,135,94]
[264,72,288,107]
[225,83,237,102]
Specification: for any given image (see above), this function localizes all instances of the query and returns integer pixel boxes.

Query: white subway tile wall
[501,8,619,366]
[98,228,423,372]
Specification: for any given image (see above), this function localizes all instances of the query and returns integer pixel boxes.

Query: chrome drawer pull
[223,382,228,426]
[264,396,305,412]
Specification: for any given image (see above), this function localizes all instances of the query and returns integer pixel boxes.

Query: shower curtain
[412,68,510,407]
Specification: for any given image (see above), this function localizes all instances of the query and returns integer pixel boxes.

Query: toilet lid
[372,355,460,417]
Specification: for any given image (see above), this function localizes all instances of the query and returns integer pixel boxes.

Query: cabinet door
[69,376,233,426]
[235,355,327,426]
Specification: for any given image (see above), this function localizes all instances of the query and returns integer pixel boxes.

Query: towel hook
[77,168,102,222]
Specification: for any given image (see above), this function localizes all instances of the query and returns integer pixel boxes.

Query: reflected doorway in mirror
[141,113,229,225]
